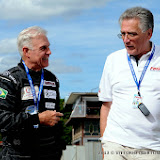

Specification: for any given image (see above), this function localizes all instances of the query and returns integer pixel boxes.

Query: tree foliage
[59,99,72,145]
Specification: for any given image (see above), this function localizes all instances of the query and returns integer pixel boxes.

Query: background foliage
[59,99,72,145]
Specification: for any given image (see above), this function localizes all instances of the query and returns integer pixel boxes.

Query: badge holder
[25,105,39,128]
[132,92,150,116]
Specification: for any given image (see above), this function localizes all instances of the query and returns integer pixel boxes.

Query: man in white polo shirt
[98,7,160,160]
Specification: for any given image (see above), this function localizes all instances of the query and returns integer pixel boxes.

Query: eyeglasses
[39,46,50,52]
[29,45,50,52]
[117,32,138,39]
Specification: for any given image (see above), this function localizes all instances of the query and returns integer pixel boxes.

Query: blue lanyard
[127,45,155,93]
[22,60,44,111]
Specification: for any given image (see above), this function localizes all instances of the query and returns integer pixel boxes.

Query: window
[84,120,100,136]
[86,101,101,115]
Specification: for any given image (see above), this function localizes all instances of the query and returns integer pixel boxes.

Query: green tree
[59,99,72,145]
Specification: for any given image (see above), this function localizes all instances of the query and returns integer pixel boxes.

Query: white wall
[61,142,103,160]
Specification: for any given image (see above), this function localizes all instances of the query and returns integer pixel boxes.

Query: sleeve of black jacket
[0,74,39,133]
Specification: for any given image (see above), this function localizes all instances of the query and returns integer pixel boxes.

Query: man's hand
[38,110,63,126]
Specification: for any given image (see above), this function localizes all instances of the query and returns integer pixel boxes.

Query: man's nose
[46,48,51,55]
[123,34,130,43]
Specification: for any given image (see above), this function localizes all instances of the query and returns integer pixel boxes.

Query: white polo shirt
[98,43,160,151]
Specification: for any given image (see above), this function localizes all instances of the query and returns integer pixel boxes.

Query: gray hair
[119,7,154,33]
[17,26,47,57]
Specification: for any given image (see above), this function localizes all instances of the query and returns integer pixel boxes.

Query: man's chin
[42,64,49,68]
[126,50,136,56]
[41,61,49,68]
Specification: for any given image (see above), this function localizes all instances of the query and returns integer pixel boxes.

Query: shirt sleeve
[98,56,112,102]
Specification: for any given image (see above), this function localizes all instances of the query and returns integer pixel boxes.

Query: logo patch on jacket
[0,87,8,99]
[21,86,39,100]
[43,80,56,87]
[44,89,56,99]
[45,102,55,109]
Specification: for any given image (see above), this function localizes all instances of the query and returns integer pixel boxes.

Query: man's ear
[23,47,30,57]
[147,28,152,40]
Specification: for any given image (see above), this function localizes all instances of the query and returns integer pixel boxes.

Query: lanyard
[22,60,44,111]
[127,45,155,93]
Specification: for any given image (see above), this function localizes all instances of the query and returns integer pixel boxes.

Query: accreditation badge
[132,94,142,108]
[25,105,37,115]
[25,105,39,128]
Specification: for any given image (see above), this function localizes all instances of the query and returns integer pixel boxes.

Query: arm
[100,102,112,137]
[0,75,39,132]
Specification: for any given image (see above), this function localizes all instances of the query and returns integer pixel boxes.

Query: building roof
[64,92,97,107]
[64,92,99,125]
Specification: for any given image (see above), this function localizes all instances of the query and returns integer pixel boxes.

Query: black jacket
[0,62,65,160]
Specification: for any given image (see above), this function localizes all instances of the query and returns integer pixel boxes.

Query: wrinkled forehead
[121,18,142,31]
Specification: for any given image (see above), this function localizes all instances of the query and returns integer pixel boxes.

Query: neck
[22,59,42,72]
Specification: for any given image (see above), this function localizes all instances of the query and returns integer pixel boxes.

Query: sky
[0,0,160,99]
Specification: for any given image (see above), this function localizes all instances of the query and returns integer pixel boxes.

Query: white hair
[17,26,47,57]
[119,7,154,33]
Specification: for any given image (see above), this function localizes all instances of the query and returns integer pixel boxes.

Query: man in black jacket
[0,26,65,160]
